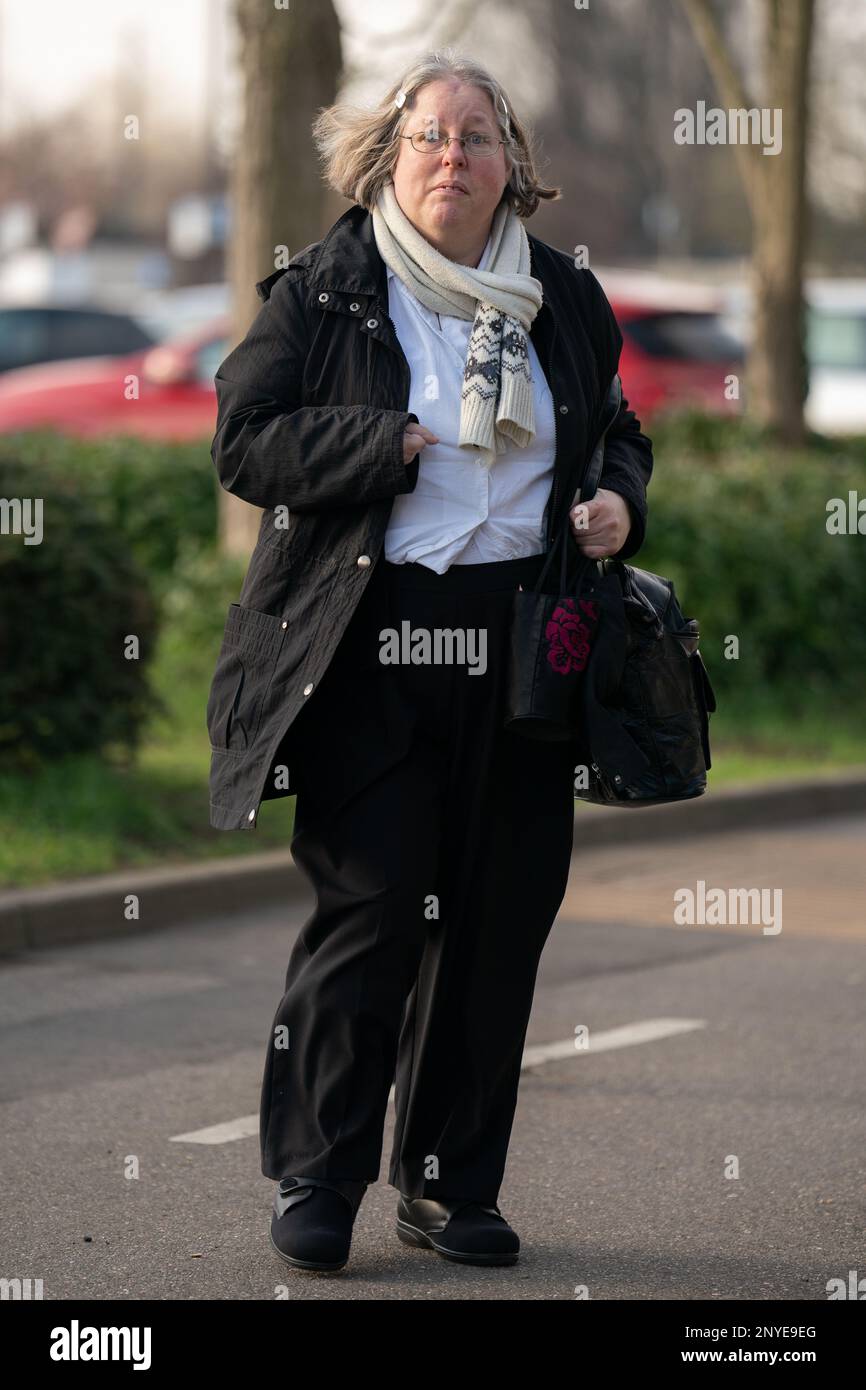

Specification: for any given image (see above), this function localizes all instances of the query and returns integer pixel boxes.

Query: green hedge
[638,412,866,710]
[0,433,219,768]
[1,419,863,773]
[0,456,160,768]
[0,432,216,590]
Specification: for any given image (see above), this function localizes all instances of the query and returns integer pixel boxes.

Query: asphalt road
[1,815,863,1301]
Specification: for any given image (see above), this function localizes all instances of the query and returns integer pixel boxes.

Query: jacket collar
[306,204,388,297]
[262,202,548,315]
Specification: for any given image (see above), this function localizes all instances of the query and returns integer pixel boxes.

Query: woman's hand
[403,423,439,465]
[569,488,631,559]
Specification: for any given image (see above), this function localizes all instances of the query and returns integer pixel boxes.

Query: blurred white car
[725,279,866,434]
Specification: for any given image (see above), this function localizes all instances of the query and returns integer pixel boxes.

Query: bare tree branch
[678,0,764,212]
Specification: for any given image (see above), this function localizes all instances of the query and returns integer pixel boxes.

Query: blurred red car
[0,292,745,440]
[615,298,745,420]
[0,321,228,440]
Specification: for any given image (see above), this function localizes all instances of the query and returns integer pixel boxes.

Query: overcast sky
[0,0,446,135]
[0,0,192,131]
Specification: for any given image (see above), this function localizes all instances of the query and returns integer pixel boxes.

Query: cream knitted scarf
[371,180,544,469]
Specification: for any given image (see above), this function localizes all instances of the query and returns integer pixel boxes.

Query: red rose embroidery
[544,595,599,674]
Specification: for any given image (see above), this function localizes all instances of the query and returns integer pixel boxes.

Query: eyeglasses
[400,131,509,159]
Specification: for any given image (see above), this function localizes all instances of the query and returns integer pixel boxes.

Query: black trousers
[259,551,579,1203]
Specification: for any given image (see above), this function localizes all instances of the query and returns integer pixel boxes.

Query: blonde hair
[311,48,562,219]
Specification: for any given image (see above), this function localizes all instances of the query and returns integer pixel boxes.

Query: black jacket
[206,203,653,830]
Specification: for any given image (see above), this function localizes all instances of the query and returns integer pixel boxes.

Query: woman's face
[390,78,511,261]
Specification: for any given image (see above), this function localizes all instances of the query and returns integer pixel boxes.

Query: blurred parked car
[133,282,230,343]
[0,283,745,440]
[595,273,746,422]
[614,300,746,421]
[0,320,227,439]
[728,280,866,434]
[0,304,156,375]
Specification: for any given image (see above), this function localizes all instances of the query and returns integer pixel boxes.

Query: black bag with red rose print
[502,522,602,741]
[504,370,718,805]
[502,368,623,743]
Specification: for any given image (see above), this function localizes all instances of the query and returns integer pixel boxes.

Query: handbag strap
[528,514,595,598]
[574,372,623,506]
[527,371,624,597]
[530,517,570,594]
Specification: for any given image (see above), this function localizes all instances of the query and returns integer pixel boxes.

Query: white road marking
[523,1016,706,1067]
[171,1114,260,1144]
[169,1017,707,1145]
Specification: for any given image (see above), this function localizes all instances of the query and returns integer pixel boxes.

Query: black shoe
[396,1195,520,1266]
[269,1175,368,1271]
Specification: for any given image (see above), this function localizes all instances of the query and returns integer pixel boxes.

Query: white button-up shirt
[383,236,557,572]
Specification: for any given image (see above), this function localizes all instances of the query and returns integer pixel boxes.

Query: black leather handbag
[505,372,718,806]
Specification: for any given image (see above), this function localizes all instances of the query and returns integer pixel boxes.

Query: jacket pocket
[206,602,285,754]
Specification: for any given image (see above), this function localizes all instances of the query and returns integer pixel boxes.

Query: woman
[206,50,653,1273]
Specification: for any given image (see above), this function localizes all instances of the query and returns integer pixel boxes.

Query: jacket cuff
[364,411,421,499]
[603,484,646,560]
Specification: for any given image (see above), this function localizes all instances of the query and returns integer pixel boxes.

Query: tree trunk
[749,0,814,444]
[679,0,816,444]
[221,0,342,556]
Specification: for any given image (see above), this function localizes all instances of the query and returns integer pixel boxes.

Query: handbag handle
[527,370,624,598]
[528,511,586,595]
[573,372,623,506]
[526,510,595,599]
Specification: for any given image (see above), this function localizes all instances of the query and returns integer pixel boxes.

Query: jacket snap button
[318,292,329,303]
[281,620,287,629]
[356,554,371,567]
[349,302,360,312]
[366,318,378,329]
[559,404,569,414]
[303,682,314,696]
[248,809,255,821]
